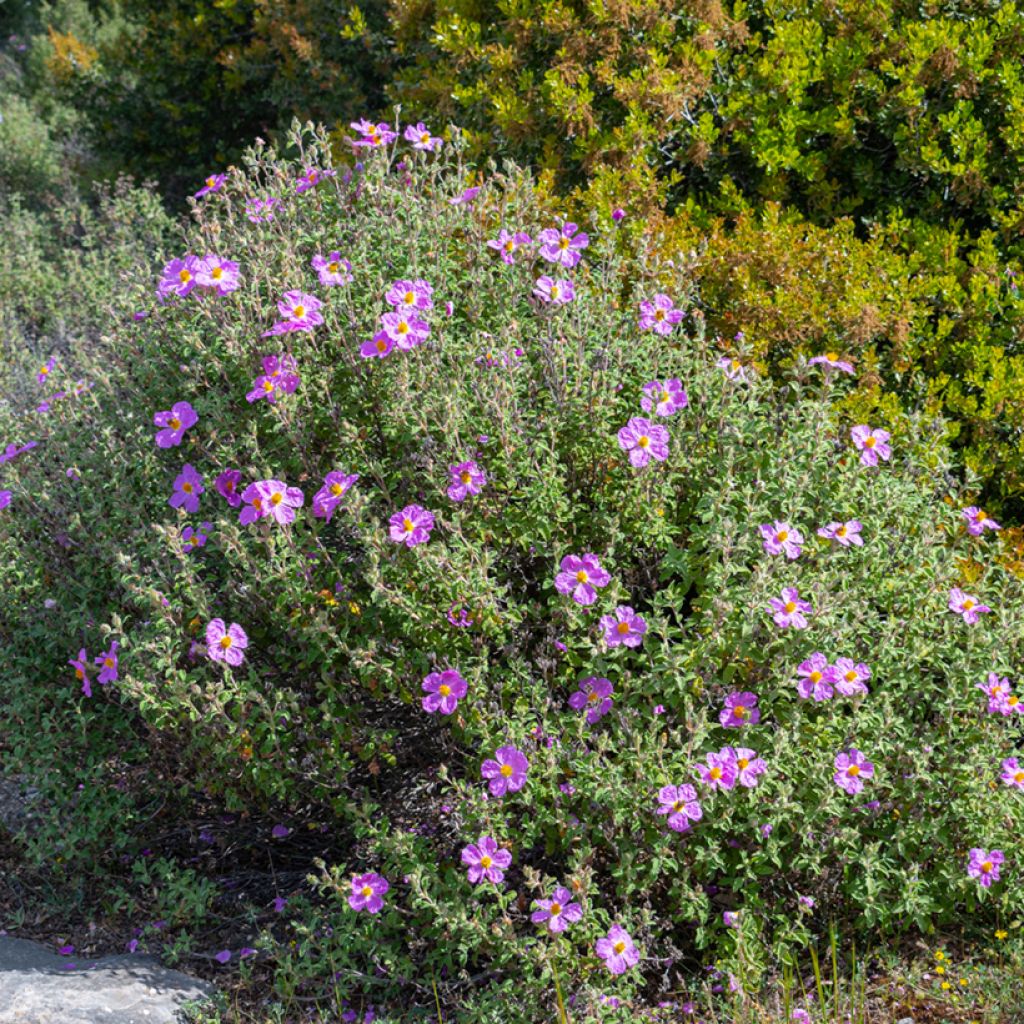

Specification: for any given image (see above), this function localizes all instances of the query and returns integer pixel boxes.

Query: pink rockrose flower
[533,276,575,305]
[796,652,836,702]
[568,676,614,725]
[94,641,119,685]
[195,254,241,295]
[640,378,688,416]
[245,196,280,223]
[976,673,1016,714]
[697,750,738,791]
[655,784,703,832]
[638,294,684,335]
[263,291,324,336]
[181,522,210,554]
[154,401,198,448]
[348,872,389,912]
[170,464,204,513]
[381,310,430,349]
[717,356,748,381]
[312,471,359,522]
[246,354,300,404]
[461,837,511,884]
[385,279,434,312]
[833,749,874,795]
[421,669,467,715]
[194,173,226,197]
[555,553,611,606]
[206,619,248,667]
[850,425,891,466]
[360,332,395,359]
[216,469,243,508]
[769,587,812,629]
[596,925,639,975]
[808,352,854,374]
[531,886,583,933]
[311,252,353,287]
[294,166,336,193]
[389,504,435,547]
[350,120,397,148]
[720,691,760,728]
[449,185,480,206]
[963,506,1000,536]
[726,746,767,788]
[967,848,1003,888]
[617,416,669,467]
[1000,757,1024,791]
[69,648,91,698]
[817,520,863,546]
[404,122,442,151]
[833,657,871,697]
[538,223,589,268]
[760,520,803,559]
[600,606,647,648]
[37,356,56,383]
[949,587,991,624]
[447,460,486,502]
[157,256,201,299]
[248,480,304,525]
[487,230,532,265]
[480,746,529,796]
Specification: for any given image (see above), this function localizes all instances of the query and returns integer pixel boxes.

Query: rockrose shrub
[0,124,1022,1019]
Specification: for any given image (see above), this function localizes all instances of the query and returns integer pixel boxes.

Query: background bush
[1,128,1021,1018]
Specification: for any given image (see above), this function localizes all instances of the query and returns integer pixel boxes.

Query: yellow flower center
[710,766,722,780]
[211,266,223,280]
[784,601,797,613]
[613,941,626,954]
[550,285,561,299]
[420,132,430,144]
[438,684,451,696]
[480,855,492,868]
[654,308,665,321]
[500,764,513,777]
[169,417,182,430]
[460,471,472,484]
[733,706,748,719]
[737,758,749,769]
[864,436,876,448]
[376,338,388,352]
[575,570,589,583]
[777,530,789,542]
[263,380,275,392]
[270,492,283,506]
[179,269,192,283]
[810,671,822,684]
[981,861,993,873]
[182,482,193,493]
[1014,772,1024,784]
[253,497,263,511]
[616,621,631,634]
[1008,695,1019,707]
[75,668,83,680]
[104,658,115,667]
[837,525,847,536]
[219,636,233,649]
[40,365,49,375]
[825,351,839,362]
[397,321,410,335]
[206,176,216,187]
[403,291,415,305]
[588,690,599,703]
[672,801,684,812]
[637,435,650,448]
[559,237,569,249]
[504,240,514,252]
[731,359,740,370]
[963,599,975,610]
[328,261,339,274]
[361,885,373,896]
[550,903,562,916]
[330,483,344,496]
[293,305,306,318]
[402,517,414,532]
[847,764,860,777]
[845,670,857,683]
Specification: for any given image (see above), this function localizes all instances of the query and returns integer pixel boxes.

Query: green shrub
[0,126,1021,1018]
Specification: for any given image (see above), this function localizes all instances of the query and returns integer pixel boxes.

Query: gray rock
[0,777,41,835]
[0,936,214,1023]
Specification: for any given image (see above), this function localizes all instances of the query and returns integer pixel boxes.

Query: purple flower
[639,294,684,335]
[833,657,871,697]
[531,886,583,933]
[214,950,232,964]
[640,378,688,416]
[312,471,359,522]
[850,425,891,466]
[245,196,280,223]
[480,746,529,796]
[273,897,287,912]
[263,291,324,336]
[195,254,241,295]
[817,519,863,546]
[389,505,435,547]
[769,587,812,629]
[294,166,336,193]
[612,207,625,221]
[600,606,647,648]
[360,332,395,359]
[555,553,611,606]
[796,653,836,702]
[568,677,614,724]
[348,872,389,913]
[725,746,767,788]
[833,749,874,795]
[449,185,480,206]
[487,230,532,265]
[963,506,1000,536]
[244,480,304,525]
[170,464,204,513]
[381,310,430,349]
[760,520,803,559]
[976,673,1019,715]
[595,925,639,975]
[271,824,290,839]
[311,252,353,287]
[447,460,486,502]
[949,587,991,624]
[617,416,669,467]
[157,256,201,299]
[246,354,300,404]
[1000,757,1024,790]
[720,691,760,728]
[461,837,511,884]
[967,848,1004,888]
[194,173,226,197]
[385,279,434,312]
[0,490,11,510]
[404,122,442,151]
[94,641,119,685]
[206,619,248,667]
[216,469,243,508]
[696,750,738,791]
[538,223,589,268]
[655,784,703,832]
[723,912,739,928]
[37,356,56,384]
[421,670,468,715]
[69,648,91,698]
[533,276,575,305]
[808,352,854,374]
[154,401,198,448]
[181,522,209,553]
[717,356,748,381]
[350,120,397,148]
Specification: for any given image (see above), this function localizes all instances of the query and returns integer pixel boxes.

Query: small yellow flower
[349,601,361,615]
[935,951,946,961]
[959,978,968,987]
[941,981,951,991]
[936,965,945,975]
[995,929,1008,940]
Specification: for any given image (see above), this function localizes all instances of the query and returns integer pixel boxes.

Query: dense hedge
[1,127,1021,1019]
